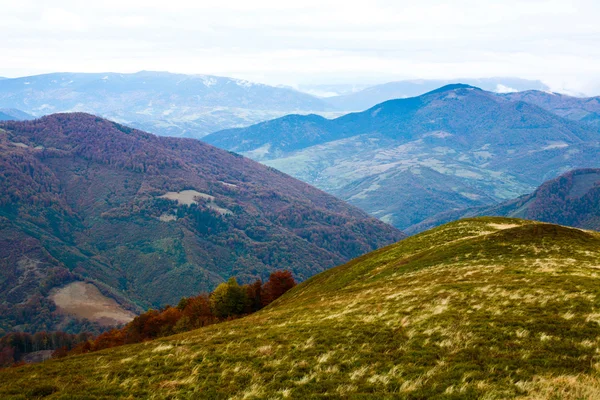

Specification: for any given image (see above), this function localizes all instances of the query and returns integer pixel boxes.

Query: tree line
[0,270,295,368]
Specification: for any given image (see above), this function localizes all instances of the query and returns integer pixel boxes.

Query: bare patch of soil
[50,282,136,326]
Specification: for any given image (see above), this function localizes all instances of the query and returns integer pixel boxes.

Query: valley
[205,85,600,231]
[413,168,600,234]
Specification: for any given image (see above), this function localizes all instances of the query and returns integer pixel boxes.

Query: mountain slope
[0,71,332,137]
[3,218,600,398]
[412,168,600,233]
[325,78,550,110]
[204,85,600,230]
[0,113,402,333]
[0,108,33,121]
[501,90,600,129]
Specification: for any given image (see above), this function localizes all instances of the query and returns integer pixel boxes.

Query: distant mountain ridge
[0,108,33,121]
[411,168,600,233]
[324,77,550,110]
[0,113,402,333]
[204,84,600,230]
[0,71,333,137]
[500,90,600,129]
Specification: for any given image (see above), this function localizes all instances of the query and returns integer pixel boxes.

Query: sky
[2,0,600,95]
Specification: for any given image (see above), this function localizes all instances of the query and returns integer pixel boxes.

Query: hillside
[412,168,600,234]
[0,113,402,333]
[205,84,600,230]
[324,78,549,110]
[501,91,600,129]
[0,71,333,137]
[3,217,600,398]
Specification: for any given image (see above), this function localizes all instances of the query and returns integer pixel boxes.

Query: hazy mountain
[6,217,600,398]
[324,78,550,110]
[0,71,331,138]
[0,113,402,333]
[204,84,600,230]
[411,168,600,233]
[501,90,600,129]
[0,108,33,121]
[295,83,373,97]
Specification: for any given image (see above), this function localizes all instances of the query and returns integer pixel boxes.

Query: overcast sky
[2,0,600,94]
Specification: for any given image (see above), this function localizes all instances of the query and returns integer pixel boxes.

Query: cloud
[1,0,599,95]
[495,84,518,94]
[40,8,85,31]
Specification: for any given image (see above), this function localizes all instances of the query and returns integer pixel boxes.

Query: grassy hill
[3,217,600,398]
[0,113,402,333]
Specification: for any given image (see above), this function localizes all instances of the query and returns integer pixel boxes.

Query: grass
[2,217,600,399]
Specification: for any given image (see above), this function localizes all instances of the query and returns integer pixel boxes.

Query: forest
[0,113,402,334]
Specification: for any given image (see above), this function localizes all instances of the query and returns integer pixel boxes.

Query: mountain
[325,78,550,110]
[3,217,600,398]
[0,113,402,333]
[295,83,373,97]
[204,84,600,230]
[412,168,600,234]
[0,108,33,121]
[0,71,332,138]
[501,90,600,129]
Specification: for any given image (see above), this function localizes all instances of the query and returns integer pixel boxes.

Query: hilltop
[0,113,402,333]
[2,217,600,398]
[205,85,600,230]
[412,168,600,233]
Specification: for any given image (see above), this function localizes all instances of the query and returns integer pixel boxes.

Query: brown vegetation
[0,113,403,333]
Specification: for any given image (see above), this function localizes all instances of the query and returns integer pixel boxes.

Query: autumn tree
[262,270,296,307]
[244,280,263,313]
[210,278,249,318]
[0,346,15,368]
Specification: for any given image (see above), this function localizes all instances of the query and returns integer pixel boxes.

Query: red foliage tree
[261,270,296,307]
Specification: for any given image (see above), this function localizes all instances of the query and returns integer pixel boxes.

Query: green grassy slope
[3,217,600,399]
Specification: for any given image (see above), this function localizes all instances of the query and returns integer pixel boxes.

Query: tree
[262,270,296,307]
[182,294,215,328]
[210,278,249,318]
[0,346,15,368]
[244,280,263,313]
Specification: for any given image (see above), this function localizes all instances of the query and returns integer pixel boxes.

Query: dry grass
[3,217,600,399]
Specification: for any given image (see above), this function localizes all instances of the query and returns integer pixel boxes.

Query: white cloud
[40,8,85,31]
[495,84,518,93]
[0,0,599,94]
